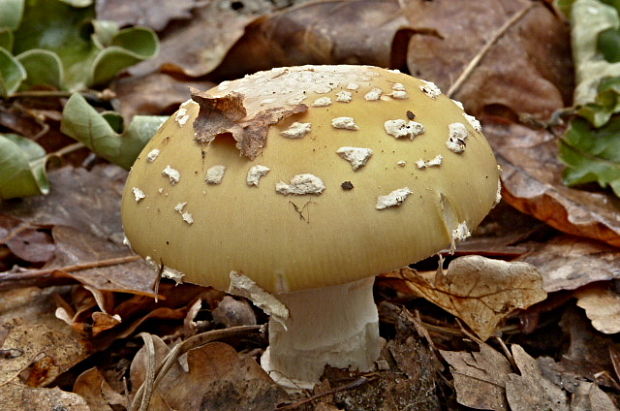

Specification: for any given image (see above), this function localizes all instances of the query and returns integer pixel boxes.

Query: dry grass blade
[129,325,263,411]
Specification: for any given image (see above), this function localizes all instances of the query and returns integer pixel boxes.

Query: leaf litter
[1,0,620,409]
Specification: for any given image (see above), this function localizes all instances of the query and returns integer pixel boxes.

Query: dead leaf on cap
[390,255,547,340]
[130,1,266,77]
[0,385,89,411]
[518,235,620,293]
[0,287,91,387]
[192,90,307,159]
[440,343,511,411]
[505,345,569,411]
[73,367,126,411]
[485,121,620,248]
[576,284,620,335]
[404,0,573,120]
[110,73,214,123]
[129,335,284,410]
[96,0,197,31]
[212,0,413,79]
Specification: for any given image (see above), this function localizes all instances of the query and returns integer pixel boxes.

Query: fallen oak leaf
[73,366,127,411]
[0,385,89,411]
[386,255,547,340]
[576,283,620,335]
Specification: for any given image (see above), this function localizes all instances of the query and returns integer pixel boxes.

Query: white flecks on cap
[275,174,326,195]
[175,107,190,126]
[246,165,271,186]
[217,80,231,91]
[312,97,332,107]
[346,82,360,90]
[260,98,276,105]
[336,91,353,103]
[446,139,466,154]
[391,90,408,99]
[146,148,160,163]
[451,99,464,110]
[446,122,469,154]
[384,119,424,140]
[205,165,226,185]
[162,165,180,185]
[162,266,185,284]
[122,235,131,248]
[287,95,307,105]
[336,147,373,170]
[280,122,312,139]
[420,80,442,99]
[452,221,471,242]
[132,187,146,202]
[464,113,482,132]
[392,83,406,91]
[495,179,502,206]
[389,69,401,73]
[158,187,164,194]
[332,117,359,130]
[415,154,444,169]
[376,187,413,210]
[364,88,383,101]
[397,160,407,167]
[313,84,333,94]
[174,201,187,213]
[182,212,194,225]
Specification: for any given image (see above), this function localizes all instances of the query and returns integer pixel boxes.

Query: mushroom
[121,65,500,388]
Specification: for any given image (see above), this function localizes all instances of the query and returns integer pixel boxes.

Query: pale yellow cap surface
[122,65,500,293]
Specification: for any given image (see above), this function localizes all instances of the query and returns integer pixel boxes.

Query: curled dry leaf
[389,255,547,340]
[576,284,620,335]
[129,1,264,77]
[211,0,413,80]
[404,0,573,119]
[505,345,569,411]
[73,367,126,411]
[485,121,620,247]
[110,72,215,123]
[0,287,91,387]
[212,295,257,328]
[0,385,89,411]
[5,226,55,264]
[130,335,284,410]
[518,235,620,292]
[96,0,197,31]
[440,343,511,411]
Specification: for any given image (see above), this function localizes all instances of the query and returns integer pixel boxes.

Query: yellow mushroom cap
[121,65,500,293]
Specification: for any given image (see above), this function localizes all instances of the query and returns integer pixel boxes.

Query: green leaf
[0,47,26,96]
[0,133,49,199]
[0,0,24,30]
[560,116,620,196]
[90,27,158,86]
[0,29,13,51]
[17,49,63,89]
[60,93,167,169]
[598,27,620,62]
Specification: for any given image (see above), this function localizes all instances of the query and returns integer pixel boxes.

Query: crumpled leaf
[518,235,620,292]
[211,0,413,80]
[389,255,547,340]
[96,0,196,31]
[505,345,569,411]
[0,47,26,96]
[73,367,126,411]
[61,93,167,169]
[130,0,260,77]
[404,0,573,120]
[0,133,49,199]
[440,343,511,410]
[130,336,284,410]
[0,287,91,387]
[560,115,620,197]
[576,284,620,334]
[485,120,620,247]
[0,385,89,411]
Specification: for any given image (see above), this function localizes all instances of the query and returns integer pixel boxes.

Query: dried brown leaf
[130,1,262,77]
[96,0,197,31]
[576,284,620,335]
[393,255,546,340]
[505,345,569,411]
[0,385,89,411]
[440,343,511,410]
[130,336,283,410]
[212,295,257,328]
[110,73,214,123]
[404,0,572,120]
[570,381,618,411]
[485,121,620,247]
[518,235,620,292]
[6,227,55,264]
[73,367,126,411]
[212,0,412,80]
[0,287,91,387]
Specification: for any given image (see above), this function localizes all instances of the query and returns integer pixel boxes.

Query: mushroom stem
[260,276,383,388]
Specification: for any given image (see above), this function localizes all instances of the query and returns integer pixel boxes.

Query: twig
[46,142,86,161]
[129,325,263,411]
[137,333,156,411]
[447,3,535,97]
